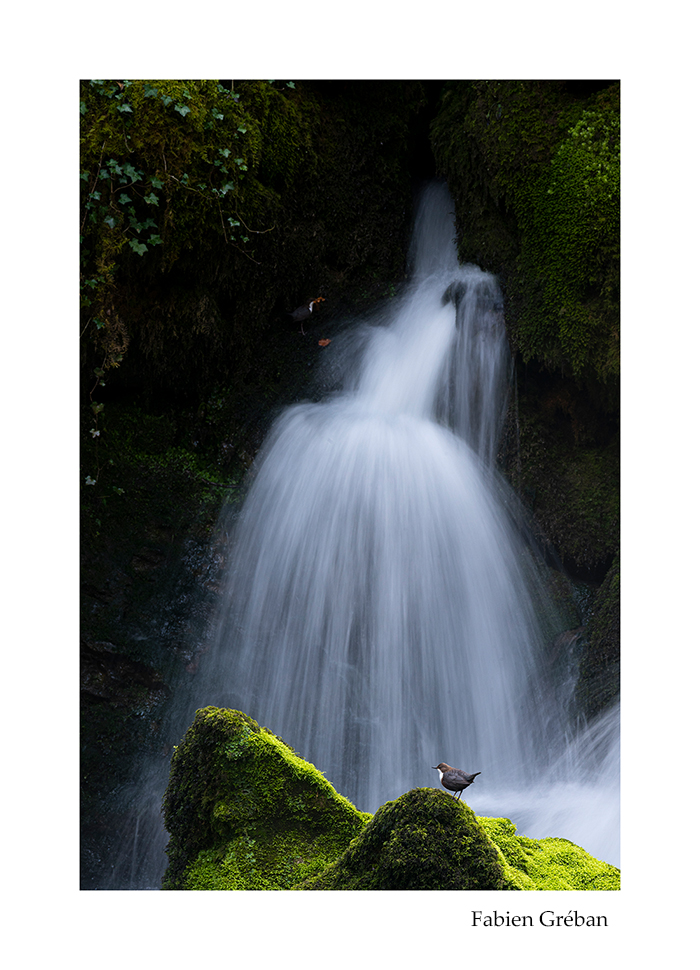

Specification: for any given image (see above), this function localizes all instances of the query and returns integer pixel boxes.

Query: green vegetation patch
[298,788,512,891]
[431,81,619,386]
[479,816,620,890]
[162,710,620,891]
[161,707,370,890]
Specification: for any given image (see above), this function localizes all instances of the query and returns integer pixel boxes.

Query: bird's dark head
[432,763,451,772]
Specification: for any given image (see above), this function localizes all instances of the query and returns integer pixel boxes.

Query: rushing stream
[101,181,619,888]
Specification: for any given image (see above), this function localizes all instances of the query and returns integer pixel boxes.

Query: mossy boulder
[299,788,510,890]
[478,817,619,890]
[161,708,620,891]
[161,707,370,890]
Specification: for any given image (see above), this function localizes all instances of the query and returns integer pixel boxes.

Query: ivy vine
[80,79,289,487]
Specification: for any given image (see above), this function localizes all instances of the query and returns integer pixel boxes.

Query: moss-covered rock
[299,788,510,890]
[161,707,370,890]
[161,709,620,891]
[479,816,619,890]
[431,80,619,386]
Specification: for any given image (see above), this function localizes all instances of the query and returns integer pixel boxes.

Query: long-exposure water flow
[104,181,619,888]
[207,181,619,862]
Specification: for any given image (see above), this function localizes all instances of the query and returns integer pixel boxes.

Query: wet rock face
[81,640,170,710]
[79,473,229,889]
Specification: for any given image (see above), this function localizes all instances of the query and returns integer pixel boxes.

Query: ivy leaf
[129,240,148,256]
[117,103,133,114]
[144,85,159,98]
[144,192,159,205]
[103,215,116,229]
[174,104,191,117]
[150,176,163,189]
[148,234,163,245]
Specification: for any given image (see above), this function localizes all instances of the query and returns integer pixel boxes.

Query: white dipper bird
[432,763,481,800]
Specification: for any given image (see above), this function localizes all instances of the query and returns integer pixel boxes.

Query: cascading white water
[207,182,620,865]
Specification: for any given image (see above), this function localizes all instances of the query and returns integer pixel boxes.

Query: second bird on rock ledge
[285,296,325,334]
[433,763,481,800]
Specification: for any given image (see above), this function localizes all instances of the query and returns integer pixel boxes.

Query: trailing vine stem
[81,141,106,234]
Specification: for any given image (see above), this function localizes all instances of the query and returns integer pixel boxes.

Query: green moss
[431,80,619,386]
[516,90,620,381]
[161,708,370,890]
[298,788,512,890]
[478,817,620,890]
[162,709,620,891]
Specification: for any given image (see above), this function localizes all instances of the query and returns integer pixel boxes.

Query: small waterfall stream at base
[101,181,619,888]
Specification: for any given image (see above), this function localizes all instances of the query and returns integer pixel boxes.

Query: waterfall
[99,181,619,888]
[204,181,619,863]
